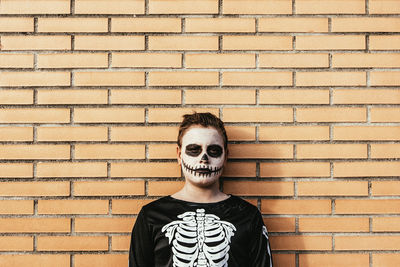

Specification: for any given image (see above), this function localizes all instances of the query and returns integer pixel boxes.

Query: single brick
[112,18,180,32]
[37,53,108,68]
[74,254,128,267]
[75,0,145,14]
[223,0,291,14]
[297,144,367,159]
[148,108,218,123]
[223,162,256,177]
[0,182,69,197]
[370,0,400,14]
[370,35,400,50]
[37,126,108,141]
[111,126,178,141]
[0,0,70,14]
[37,18,108,32]
[223,71,293,86]
[334,162,400,177]
[0,218,70,233]
[371,107,400,122]
[260,162,331,177]
[0,127,33,141]
[37,236,108,251]
[37,162,107,178]
[74,181,145,196]
[0,17,33,32]
[1,35,71,50]
[75,218,134,233]
[333,89,400,104]
[299,254,369,267]
[259,18,328,32]
[37,89,108,104]
[148,144,176,159]
[298,181,368,196]
[372,181,400,196]
[0,144,70,160]
[112,199,154,215]
[38,200,109,215]
[296,0,365,14]
[259,126,329,141]
[148,181,185,196]
[74,108,144,123]
[229,144,293,159]
[149,71,219,86]
[223,181,294,196]
[335,236,400,250]
[332,18,400,32]
[336,199,400,214]
[296,107,367,122]
[296,72,366,86]
[74,36,144,50]
[148,0,218,14]
[112,235,130,251]
[74,72,145,86]
[186,53,255,68]
[371,144,400,159]
[149,36,218,50]
[185,89,255,104]
[373,217,400,232]
[0,90,33,104]
[0,237,33,251]
[0,54,34,68]
[259,53,329,68]
[0,72,70,87]
[259,89,329,104]
[273,254,295,267]
[334,126,400,140]
[111,162,180,177]
[0,163,33,178]
[75,144,145,159]
[112,53,182,68]
[270,236,332,250]
[263,218,296,233]
[225,126,256,141]
[371,71,400,86]
[186,18,255,32]
[0,200,33,215]
[0,255,69,267]
[296,35,365,50]
[261,199,331,214]
[111,89,181,104]
[0,108,69,123]
[373,254,400,266]
[333,53,400,68]
[299,217,369,232]
[223,107,293,122]
[223,35,292,50]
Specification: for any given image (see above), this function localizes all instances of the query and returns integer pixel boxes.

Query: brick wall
[0,0,399,266]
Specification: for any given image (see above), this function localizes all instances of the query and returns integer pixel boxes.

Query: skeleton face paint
[179,127,226,186]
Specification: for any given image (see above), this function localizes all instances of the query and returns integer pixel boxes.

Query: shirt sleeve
[129,208,155,267]
[249,209,273,267]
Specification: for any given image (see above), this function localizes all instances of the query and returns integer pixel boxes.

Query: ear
[177,146,182,165]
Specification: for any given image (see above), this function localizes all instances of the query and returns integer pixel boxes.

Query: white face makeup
[179,126,226,187]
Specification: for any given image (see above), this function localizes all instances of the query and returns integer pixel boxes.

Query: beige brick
[111,162,180,177]
[0,54,34,68]
[0,17,33,32]
[75,0,145,14]
[371,107,400,122]
[259,18,328,32]
[186,18,255,32]
[223,35,292,50]
[37,126,107,141]
[229,144,293,159]
[296,35,365,50]
[0,0,70,14]
[370,35,400,50]
[373,254,400,267]
[112,199,153,214]
[148,108,218,123]
[336,199,400,214]
[371,144,400,159]
[261,199,332,214]
[74,181,145,196]
[296,0,365,14]
[264,218,296,232]
[0,200,33,215]
[226,126,256,141]
[74,108,144,123]
[273,254,295,267]
[332,18,400,32]
[336,236,400,250]
[0,218,69,233]
[296,107,366,122]
[111,89,181,104]
[75,144,145,159]
[75,254,128,267]
[74,36,144,50]
[112,18,181,32]
[298,181,368,196]
[0,163,33,178]
[37,89,108,104]
[271,235,332,251]
[334,126,400,140]
[37,236,108,251]
[260,89,329,104]
[260,126,329,141]
[0,127,33,142]
[37,53,108,68]
[223,107,293,122]
[223,0,292,14]
[372,181,400,196]
[0,255,69,267]
[38,18,108,32]
[223,71,293,86]
[296,72,366,86]
[300,254,368,267]
[297,144,367,159]
[0,72,70,87]
[0,145,69,160]
[112,53,182,68]
[112,235,130,251]
[333,89,400,104]
[261,162,330,178]
[334,162,400,177]
[0,90,33,104]
[333,53,400,68]
[149,0,218,14]
[223,162,257,177]
[1,36,71,50]
[185,89,255,104]
[186,53,255,68]
[0,237,33,251]
[37,162,107,178]
[259,53,329,68]
[148,144,176,159]
[299,217,369,232]
[0,182,69,196]
[223,181,294,196]
[38,200,108,215]
[373,217,400,232]
[149,36,218,50]
[149,71,219,86]
[75,72,145,86]
[111,126,178,141]
[370,0,400,14]
[371,71,400,86]
[148,181,185,196]
[0,108,69,123]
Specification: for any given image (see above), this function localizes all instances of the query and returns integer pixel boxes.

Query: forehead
[181,126,223,145]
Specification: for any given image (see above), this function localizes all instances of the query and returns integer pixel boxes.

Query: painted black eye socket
[185,144,202,157]
[207,145,223,158]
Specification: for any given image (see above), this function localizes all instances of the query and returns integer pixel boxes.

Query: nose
[200,153,209,163]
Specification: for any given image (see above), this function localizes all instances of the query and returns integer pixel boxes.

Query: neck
[172,181,229,203]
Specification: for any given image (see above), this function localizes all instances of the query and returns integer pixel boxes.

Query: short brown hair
[177,112,228,149]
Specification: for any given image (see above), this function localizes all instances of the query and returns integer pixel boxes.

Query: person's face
[177,126,227,188]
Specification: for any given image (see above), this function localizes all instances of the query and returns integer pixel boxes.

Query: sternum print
[196,209,207,266]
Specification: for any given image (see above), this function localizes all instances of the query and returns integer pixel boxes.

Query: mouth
[182,161,222,177]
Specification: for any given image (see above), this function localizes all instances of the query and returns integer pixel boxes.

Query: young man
[129,112,273,267]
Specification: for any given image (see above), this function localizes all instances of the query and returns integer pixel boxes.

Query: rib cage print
[161,208,236,267]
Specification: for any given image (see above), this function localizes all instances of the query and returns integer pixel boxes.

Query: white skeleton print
[161,208,236,267]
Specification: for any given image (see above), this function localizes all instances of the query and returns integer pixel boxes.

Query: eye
[185,144,202,157]
[207,145,223,158]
